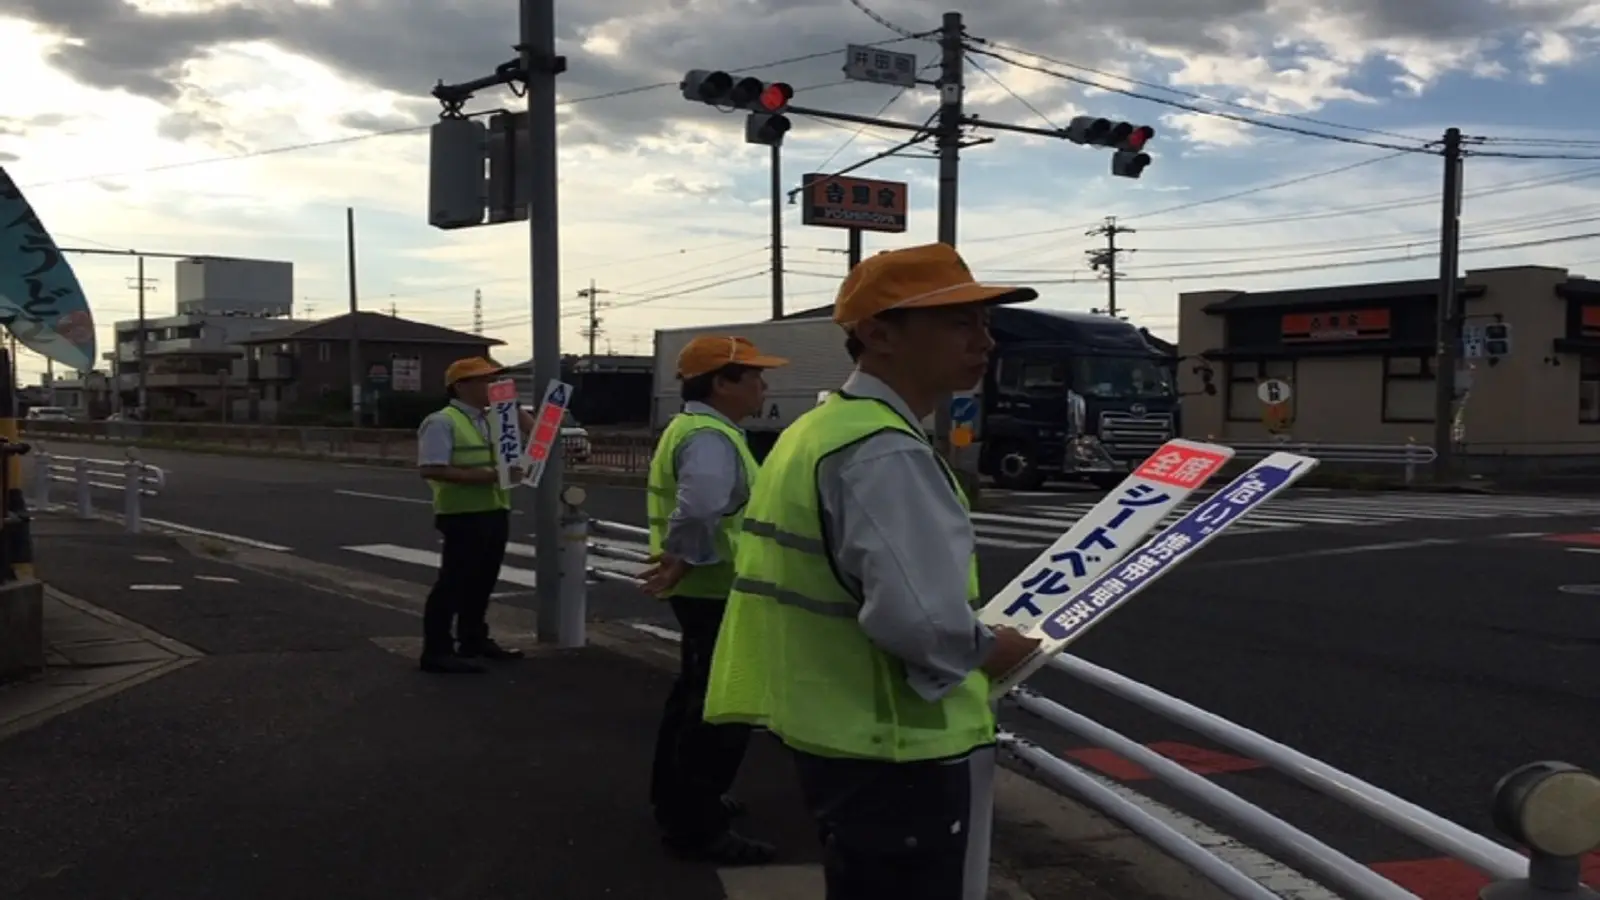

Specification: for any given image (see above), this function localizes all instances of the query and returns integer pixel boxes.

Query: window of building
[318,342,332,363]
[1581,355,1600,424]
[1381,354,1434,423]
[1225,359,1294,422]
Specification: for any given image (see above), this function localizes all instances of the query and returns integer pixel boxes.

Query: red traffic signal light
[1125,125,1154,151]
[759,82,793,113]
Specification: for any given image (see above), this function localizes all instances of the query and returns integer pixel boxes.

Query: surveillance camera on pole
[1064,116,1155,179]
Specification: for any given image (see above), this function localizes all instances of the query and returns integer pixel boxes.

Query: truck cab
[979,308,1177,490]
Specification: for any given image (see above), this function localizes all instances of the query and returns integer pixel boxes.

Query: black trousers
[791,745,996,900]
[421,509,511,657]
[649,596,751,843]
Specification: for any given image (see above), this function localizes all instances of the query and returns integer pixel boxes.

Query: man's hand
[639,553,691,597]
[979,626,1042,681]
[507,464,526,483]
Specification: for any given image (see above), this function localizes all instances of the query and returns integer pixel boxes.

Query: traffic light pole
[770,144,785,319]
[933,11,966,485]
[1431,127,1464,481]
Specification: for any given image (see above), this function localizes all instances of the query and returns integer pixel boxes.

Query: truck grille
[1098,411,1173,459]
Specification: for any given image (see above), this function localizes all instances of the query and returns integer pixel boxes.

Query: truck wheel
[993,444,1046,491]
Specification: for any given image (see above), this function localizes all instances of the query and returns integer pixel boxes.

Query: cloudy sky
[3,0,1600,383]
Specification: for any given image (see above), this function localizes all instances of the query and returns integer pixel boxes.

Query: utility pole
[577,279,611,363]
[932,10,966,484]
[1432,127,1465,480]
[1086,216,1136,318]
[770,144,785,319]
[424,0,569,644]
[472,289,483,335]
[345,207,362,428]
[124,257,155,415]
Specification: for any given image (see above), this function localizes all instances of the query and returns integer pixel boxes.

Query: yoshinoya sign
[800,173,907,233]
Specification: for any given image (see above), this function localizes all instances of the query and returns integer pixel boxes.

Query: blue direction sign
[951,395,978,424]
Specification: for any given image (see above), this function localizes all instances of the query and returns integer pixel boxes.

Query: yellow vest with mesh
[703,392,993,762]
[646,412,761,599]
[428,405,512,514]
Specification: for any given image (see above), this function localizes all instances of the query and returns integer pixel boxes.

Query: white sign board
[842,44,918,88]
[1462,324,1486,359]
[1257,379,1292,405]
[391,356,422,392]
[521,379,574,488]
[487,379,521,490]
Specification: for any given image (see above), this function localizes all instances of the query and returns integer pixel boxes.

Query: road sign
[950,395,977,423]
[1462,324,1486,359]
[800,173,908,233]
[1256,379,1291,405]
[842,44,917,88]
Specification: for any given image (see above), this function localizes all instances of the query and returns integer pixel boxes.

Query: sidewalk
[0,514,1222,900]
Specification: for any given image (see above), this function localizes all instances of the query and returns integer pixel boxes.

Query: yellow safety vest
[427,405,511,515]
[703,393,993,762]
[646,412,761,599]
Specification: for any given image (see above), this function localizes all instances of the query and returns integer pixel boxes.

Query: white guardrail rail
[26,449,166,533]
[575,515,1596,900]
[1225,441,1439,484]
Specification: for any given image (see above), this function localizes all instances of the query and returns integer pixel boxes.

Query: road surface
[29,440,1600,898]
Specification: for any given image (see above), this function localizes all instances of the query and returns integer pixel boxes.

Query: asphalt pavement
[24,440,1600,899]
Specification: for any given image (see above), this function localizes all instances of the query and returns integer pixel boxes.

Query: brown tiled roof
[234,311,504,346]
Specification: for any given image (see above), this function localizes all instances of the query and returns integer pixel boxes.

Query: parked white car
[25,406,71,422]
[521,406,591,463]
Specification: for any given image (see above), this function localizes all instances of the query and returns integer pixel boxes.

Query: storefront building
[1175,265,1600,468]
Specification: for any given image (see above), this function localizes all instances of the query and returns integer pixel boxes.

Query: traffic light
[745,112,789,146]
[1065,116,1155,179]
[680,70,794,113]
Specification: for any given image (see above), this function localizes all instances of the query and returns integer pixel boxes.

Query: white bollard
[74,457,91,519]
[558,511,589,648]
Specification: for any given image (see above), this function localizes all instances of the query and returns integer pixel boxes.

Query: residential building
[1176,264,1600,472]
[106,257,300,419]
[38,370,113,419]
[231,312,504,424]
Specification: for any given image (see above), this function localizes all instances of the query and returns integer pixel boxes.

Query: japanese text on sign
[1036,461,1307,642]
[842,44,918,88]
[488,379,521,490]
[1002,483,1172,619]
[521,379,574,488]
[800,173,908,234]
[1134,444,1230,489]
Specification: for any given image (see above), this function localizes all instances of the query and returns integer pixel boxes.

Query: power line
[962,44,1441,156]
[19,39,919,191]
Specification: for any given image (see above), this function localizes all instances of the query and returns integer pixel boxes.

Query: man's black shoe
[420,654,487,674]
[458,639,524,660]
[662,830,776,866]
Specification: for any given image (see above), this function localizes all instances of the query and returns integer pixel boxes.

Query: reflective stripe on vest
[645,412,760,599]
[703,392,993,763]
[428,405,511,514]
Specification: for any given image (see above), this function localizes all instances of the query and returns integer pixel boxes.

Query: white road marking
[134,555,172,563]
[194,575,240,584]
[335,489,429,504]
[143,518,293,552]
[621,622,1332,900]
[129,584,182,591]
[343,543,541,587]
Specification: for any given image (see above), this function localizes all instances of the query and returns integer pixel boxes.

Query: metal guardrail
[26,449,165,534]
[565,512,1597,900]
[1225,440,1438,484]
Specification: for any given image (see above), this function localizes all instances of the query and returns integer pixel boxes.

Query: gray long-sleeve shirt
[818,370,994,702]
[661,402,750,567]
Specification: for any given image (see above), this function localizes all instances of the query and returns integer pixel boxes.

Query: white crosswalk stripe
[972,492,1600,550]
[343,493,1600,575]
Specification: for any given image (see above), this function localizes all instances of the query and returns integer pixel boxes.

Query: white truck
[652,307,1186,488]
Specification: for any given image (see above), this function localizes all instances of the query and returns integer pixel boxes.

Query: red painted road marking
[1370,853,1600,900]
[1065,742,1265,781]
[1541,533,1600,546]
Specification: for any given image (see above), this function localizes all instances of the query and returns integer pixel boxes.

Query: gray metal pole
[135,255,147,414]
[1431,128,1463,479]
[847,228,862,269]
[934,11,971,490]
[346,207,362,427]
[522,0,565,643]
[770,143,784,319]
[1106,225,1118,318]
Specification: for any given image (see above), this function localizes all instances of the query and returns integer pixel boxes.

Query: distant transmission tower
[472,289,483,335]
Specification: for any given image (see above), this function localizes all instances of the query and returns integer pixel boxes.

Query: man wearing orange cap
[642,335,788,865]
[702,244,1044,898]
[414,356,537,674]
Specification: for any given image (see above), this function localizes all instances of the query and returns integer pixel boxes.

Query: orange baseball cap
[833,242,1037,328]
[444,356,504,386]
[677,336,790,380]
